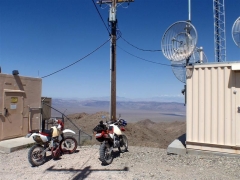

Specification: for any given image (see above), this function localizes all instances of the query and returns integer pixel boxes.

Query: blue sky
[1,0,240,101]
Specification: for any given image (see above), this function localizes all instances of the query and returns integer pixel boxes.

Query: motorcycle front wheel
[118,135,128,153]
[59,136,77,154]
[99,142,113,165]
[28,144,46,167]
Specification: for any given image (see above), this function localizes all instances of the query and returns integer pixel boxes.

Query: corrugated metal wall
[186,63,240,154]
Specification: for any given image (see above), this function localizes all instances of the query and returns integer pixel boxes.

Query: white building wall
[186,63,240,154]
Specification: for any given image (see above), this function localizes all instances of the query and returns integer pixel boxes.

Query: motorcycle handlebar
[106,119,127,126]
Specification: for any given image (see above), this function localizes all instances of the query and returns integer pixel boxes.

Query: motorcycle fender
[63,129,76,134]
[112,124,122,135]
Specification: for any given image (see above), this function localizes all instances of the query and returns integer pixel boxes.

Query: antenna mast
[213,0,226,62]
[188,0,191,22]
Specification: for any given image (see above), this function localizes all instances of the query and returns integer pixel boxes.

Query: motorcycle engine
[52,137,59,148]
[49,137,59,149]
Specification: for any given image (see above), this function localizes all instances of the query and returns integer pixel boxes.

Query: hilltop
[65,111,186,148]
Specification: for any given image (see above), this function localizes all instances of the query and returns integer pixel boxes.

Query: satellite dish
[232,17,240,48]
[171,47,208,83]
[161,21,198,62]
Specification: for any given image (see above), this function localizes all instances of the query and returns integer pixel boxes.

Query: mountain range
[53,95,184,103]
[50,97,186,117]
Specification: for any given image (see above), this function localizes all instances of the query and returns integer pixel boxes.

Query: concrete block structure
[0,73,42,141]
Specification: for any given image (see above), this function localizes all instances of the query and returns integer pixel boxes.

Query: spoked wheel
[59,136,77,154]
[118,135,128,153]
[28,144,46,167]
[99,142,113,165]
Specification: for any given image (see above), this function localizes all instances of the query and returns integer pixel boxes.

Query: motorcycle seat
[41,129,52,136]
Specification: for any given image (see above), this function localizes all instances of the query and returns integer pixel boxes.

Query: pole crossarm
[97,0,134,4]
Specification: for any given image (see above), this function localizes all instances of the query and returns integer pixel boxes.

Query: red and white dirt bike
[26,118,77,167]
[93,118,128,165]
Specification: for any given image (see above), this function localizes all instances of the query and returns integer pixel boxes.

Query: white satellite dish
[232,17,240,48]
[161,21,198,62]
[171,47,208,83]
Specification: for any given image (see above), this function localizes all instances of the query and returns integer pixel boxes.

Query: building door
[1,91,24,140]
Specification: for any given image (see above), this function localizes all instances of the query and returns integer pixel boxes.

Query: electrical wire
[100,4,109,9]
[117,45,172,67]
[91,1,171,67]
[117,0,130,8]
[120,36,162,52]
[91,0,111,36]
[116,29,122,40]
[41,38,110,79]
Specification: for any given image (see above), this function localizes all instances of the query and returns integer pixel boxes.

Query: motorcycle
[26,118,77,167]
[93,118,128,165]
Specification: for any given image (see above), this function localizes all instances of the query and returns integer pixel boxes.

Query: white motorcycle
[26,118,77,166]
[93,118,128,165]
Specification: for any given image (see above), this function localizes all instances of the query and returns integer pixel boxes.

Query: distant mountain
[51,97,185,116]
[53,95,184,103]
[132,96,184,103]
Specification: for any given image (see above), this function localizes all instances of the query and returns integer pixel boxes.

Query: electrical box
[109,7,116,22]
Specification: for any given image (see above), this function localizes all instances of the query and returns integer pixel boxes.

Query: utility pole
[110,0,117,121]
[97,0,134,121]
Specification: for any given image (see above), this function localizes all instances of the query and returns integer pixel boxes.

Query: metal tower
[213,0,226,62]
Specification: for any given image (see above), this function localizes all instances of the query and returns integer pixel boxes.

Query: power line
[116,29,122,40]
[91,0,111,36]
[117,45,171,67]
[120,36,162,52]
[41,38,110,79]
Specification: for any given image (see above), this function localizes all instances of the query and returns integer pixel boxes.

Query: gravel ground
[1,145,240,180]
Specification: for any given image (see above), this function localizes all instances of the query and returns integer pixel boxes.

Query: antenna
[171,47,208,84]
[161,0,198,106]
[161,21,197,62]
[161,1,210,105]
[232,17,240,48]
[188,0,191,22]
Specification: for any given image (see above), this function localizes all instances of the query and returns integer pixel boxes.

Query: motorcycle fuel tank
[51,126,61,138]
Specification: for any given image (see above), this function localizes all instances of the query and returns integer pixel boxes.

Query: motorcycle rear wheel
[118,135,128,153]
[99,142,113,165]
[28,144,46,167]
[59,136,77,154]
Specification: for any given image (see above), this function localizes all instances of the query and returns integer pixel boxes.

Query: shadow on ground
[46,165,129,180]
